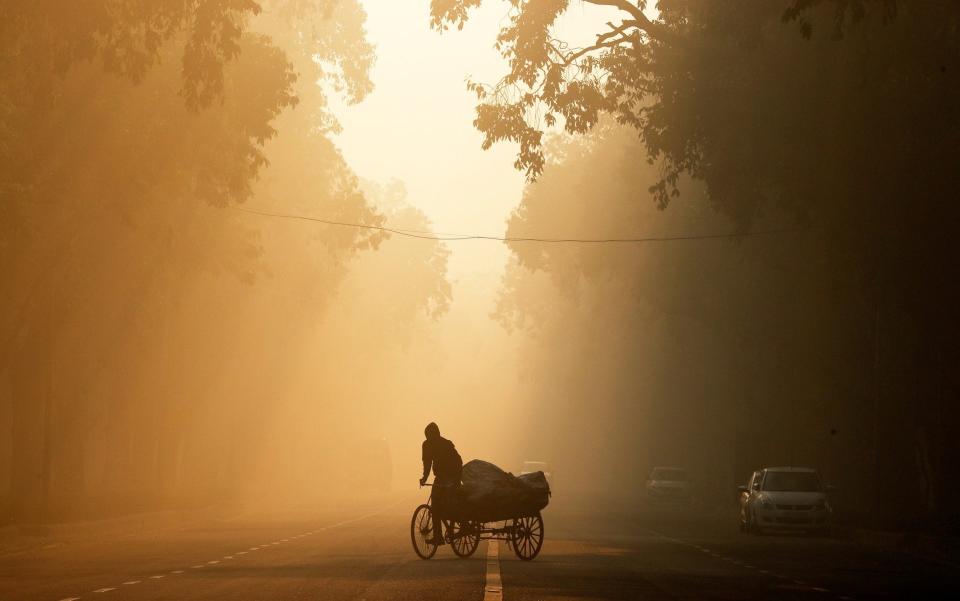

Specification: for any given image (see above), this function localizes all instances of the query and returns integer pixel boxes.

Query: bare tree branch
[564,35,632,65]
[597,19,640,44]
[582,0,674,42]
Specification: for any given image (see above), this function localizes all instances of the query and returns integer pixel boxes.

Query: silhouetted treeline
[490,1,960,531]
[0,1,450,523]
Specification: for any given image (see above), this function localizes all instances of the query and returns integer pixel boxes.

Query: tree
[0,0,389,521]
[449,0,960,528]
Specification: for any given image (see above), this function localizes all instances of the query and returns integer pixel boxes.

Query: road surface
[2,495,957,600]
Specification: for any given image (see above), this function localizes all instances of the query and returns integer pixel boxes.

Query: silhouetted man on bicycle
[419,422,462,545]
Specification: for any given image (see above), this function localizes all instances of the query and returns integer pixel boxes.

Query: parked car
[738,467,833,535]
[645,466,692,504]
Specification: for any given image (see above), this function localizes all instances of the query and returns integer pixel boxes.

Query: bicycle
[410,481,544,561]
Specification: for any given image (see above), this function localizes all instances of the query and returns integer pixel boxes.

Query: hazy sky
[326,3,627,457]
[331,1,620,280]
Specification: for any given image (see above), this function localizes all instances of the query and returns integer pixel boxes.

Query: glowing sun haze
[331,1,632,278]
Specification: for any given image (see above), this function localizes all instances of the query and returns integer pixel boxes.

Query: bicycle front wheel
[411,504,438,559]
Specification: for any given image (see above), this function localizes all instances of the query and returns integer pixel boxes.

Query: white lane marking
[317,501,405,532]
[236,551,247,555]
[65,501,401,599]
[646,528,840,595]
[484,540,503,601]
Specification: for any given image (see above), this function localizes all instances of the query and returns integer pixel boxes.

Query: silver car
[738,467,833,534]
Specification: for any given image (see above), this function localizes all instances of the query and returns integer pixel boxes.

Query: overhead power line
[237,207,808,244]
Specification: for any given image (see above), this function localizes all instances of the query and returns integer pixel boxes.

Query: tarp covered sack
[452,460,550,522]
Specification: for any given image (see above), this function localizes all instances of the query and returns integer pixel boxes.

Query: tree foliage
[475,1,960,527]
[0,1,448,521]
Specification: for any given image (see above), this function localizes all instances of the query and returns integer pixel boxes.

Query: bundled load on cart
[452,460,550,522]
[410,459,551,561]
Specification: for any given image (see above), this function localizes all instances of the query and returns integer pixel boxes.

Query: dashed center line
[148,575,164,579]
[92,587,116,593]
[122,581,140,585]
[483,540,503,601]
[170,570,184,574]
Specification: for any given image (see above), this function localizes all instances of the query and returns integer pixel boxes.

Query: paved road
[2,495,957,600]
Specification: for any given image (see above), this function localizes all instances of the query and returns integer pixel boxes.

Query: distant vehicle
[520,461,553,488]
[738,467,833,535]
[644,466,692,504]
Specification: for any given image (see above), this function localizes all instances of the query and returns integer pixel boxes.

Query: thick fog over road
[2,1,959,599]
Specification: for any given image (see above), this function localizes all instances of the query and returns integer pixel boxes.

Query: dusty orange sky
[330,1,628,279]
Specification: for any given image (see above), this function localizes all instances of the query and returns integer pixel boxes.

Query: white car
[739,467,833,534]
[645,466,692,503]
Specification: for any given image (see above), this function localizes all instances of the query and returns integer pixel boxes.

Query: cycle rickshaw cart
[410,481,547,561]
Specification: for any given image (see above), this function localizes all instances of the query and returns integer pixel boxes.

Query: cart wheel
[511,513,544,561]
[411,504,438,559]
[448,520,481,558]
